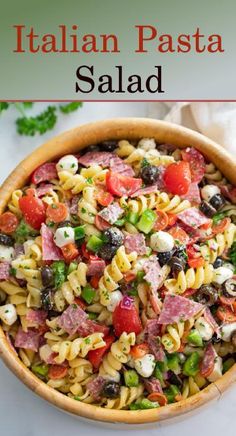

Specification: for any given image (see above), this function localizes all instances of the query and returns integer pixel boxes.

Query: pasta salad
[0,138,236,410]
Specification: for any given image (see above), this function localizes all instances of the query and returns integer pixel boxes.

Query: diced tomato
[188,257,205,268]
[74,297,87,310]
[168,226,189,244]
[61,243,79,263]
[212,217,230,235]
[0,212,19,234]
[163,161,191,195]
[46,203,68,223]
[218,295,236,306]
[87,335,115,369]
[123,271,137,283]
[90,275,100,289]
[147,392,167,406]
[167,213,177,227]
[130,343,149,359]
[106,171,142,197]
[81,242,100,261]
[96,190,114,207]
[48,364,68,380]
[95,215,111,231]
[31,163,57,185]
[200,219,212,230]
[113,299,142,337]
[186,245,198,259]
[216,305,236,323]
[19,191,46,230]
[153,210,168,231]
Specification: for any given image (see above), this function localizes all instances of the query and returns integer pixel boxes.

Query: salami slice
[87,376,106,400]
[158,294,203,324]
[25,309,48,327]
[130,184,159,198]
[110,156,134,176]
[98,202,124,224]
[87,259,106,276]
[124,234,146,255]
[36,184,54,197]
[0,261,10,280]
[200,343,216,377]
[144,378,163,394]
[95,215,111,231]
[177,207,211,229]
[41,224,63,261]
[15,328,40,352]
[182,147,205,182]
[143,256,163,293]
[220,185,236,204]
[144,319,165,361]
[31,163,58,185]
[181,182,201,204]
[57,304,88,336]
[78,151,134,176]
[77,320,109,337]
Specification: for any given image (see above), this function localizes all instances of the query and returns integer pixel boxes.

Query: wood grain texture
[0,118,236,424]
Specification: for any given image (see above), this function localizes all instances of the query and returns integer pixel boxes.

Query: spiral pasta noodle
[104,385,144,409]
[78,186,98,224]
[204,163,227,184]
[164,263,215,294]
[51,332,106,363]
[54,262,88,311]
[200,222,236,263]
[161,318,194,353]
[8,189,23,217]
[99,246,137,306]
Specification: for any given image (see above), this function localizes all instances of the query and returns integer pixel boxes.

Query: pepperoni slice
[48,364,68,380]
[31,163,57,185]
[0,212,19,234]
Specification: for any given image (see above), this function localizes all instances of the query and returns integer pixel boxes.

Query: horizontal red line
[1,100,236,103]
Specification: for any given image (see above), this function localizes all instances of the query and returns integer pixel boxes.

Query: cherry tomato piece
[19,192,46,230]
[167,213,177,227]
[96,191,114,207]
[113,299,142,337]
[168,226,189,244]
[153,210,169,231]
[212,217,230,235]
[87,335,115,369]
[61,243,79,263]
[163,161,191,195]
[106,171,142,197]
[216,306,236,323]
[48,364,68,380]
[130,343,150,359]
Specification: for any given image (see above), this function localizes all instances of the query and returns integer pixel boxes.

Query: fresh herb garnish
[59,102,82,113]
[51,261,67,289]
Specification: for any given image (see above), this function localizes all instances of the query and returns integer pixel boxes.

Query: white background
[0,102,235,435]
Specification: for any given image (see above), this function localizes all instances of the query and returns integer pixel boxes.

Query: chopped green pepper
[154,364,164,386]
[32,363,49,377]
[14,219,38,243]
[81,285,96,304]
[114,218,126,227]
[126,211,139,225]
[223,357,235,374]
[136,271,145,283]
[137,209,156,234]
[74,225,85,240]
[164,384,180,403]
[86,235,103,252]
[183,352,200,376]
[124,370,139,387]
[51,261,67,289]
[167,353,181,374]
[67,261,78,274]
[130,398,159,410]
[88,312,98,320]
[187,329,203,347]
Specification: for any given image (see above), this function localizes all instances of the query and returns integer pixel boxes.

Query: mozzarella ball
[0,245,15,261]
[138,138,156,151]
[102,372,121,383]
[134,354,155,378]
[23,239,35,255]
[207,355,223,382]
[0,304,17,325]
[56,155,78,175]
[213,267,233,285]
[201,185,220,202]
[150,231,174,253]
[195,317,214,341]
[54,227,75,248]
[220,322,236,342]
[107,290,123,312]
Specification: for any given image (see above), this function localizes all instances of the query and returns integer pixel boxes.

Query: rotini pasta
[51,332,106,363]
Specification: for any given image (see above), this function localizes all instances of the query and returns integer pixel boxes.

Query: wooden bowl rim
[0,117,236,424]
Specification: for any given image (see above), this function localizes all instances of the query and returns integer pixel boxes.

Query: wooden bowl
[0,118,236,425]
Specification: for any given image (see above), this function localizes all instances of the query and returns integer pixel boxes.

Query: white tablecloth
[0,102,235,436]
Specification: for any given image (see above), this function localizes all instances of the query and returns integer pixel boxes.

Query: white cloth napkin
[148,102,236,155]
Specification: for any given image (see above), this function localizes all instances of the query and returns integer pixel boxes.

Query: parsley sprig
[0,101,83,136]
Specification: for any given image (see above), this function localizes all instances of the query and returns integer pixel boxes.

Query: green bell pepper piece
[32,363,49,377]
[114,218,126,227]
[126,211,139,225]
[137,209,156,234]
[86,235,103,252]
[130,398,159,410]
[67,261,78,274]
[81,285,96,304]
[164,384,180,403]
[124,370,139,387]
[183,352,200,376]
[187,329,203,347]
[74,225,85,240]
[88,312,98,320]
[167,353,181,374]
